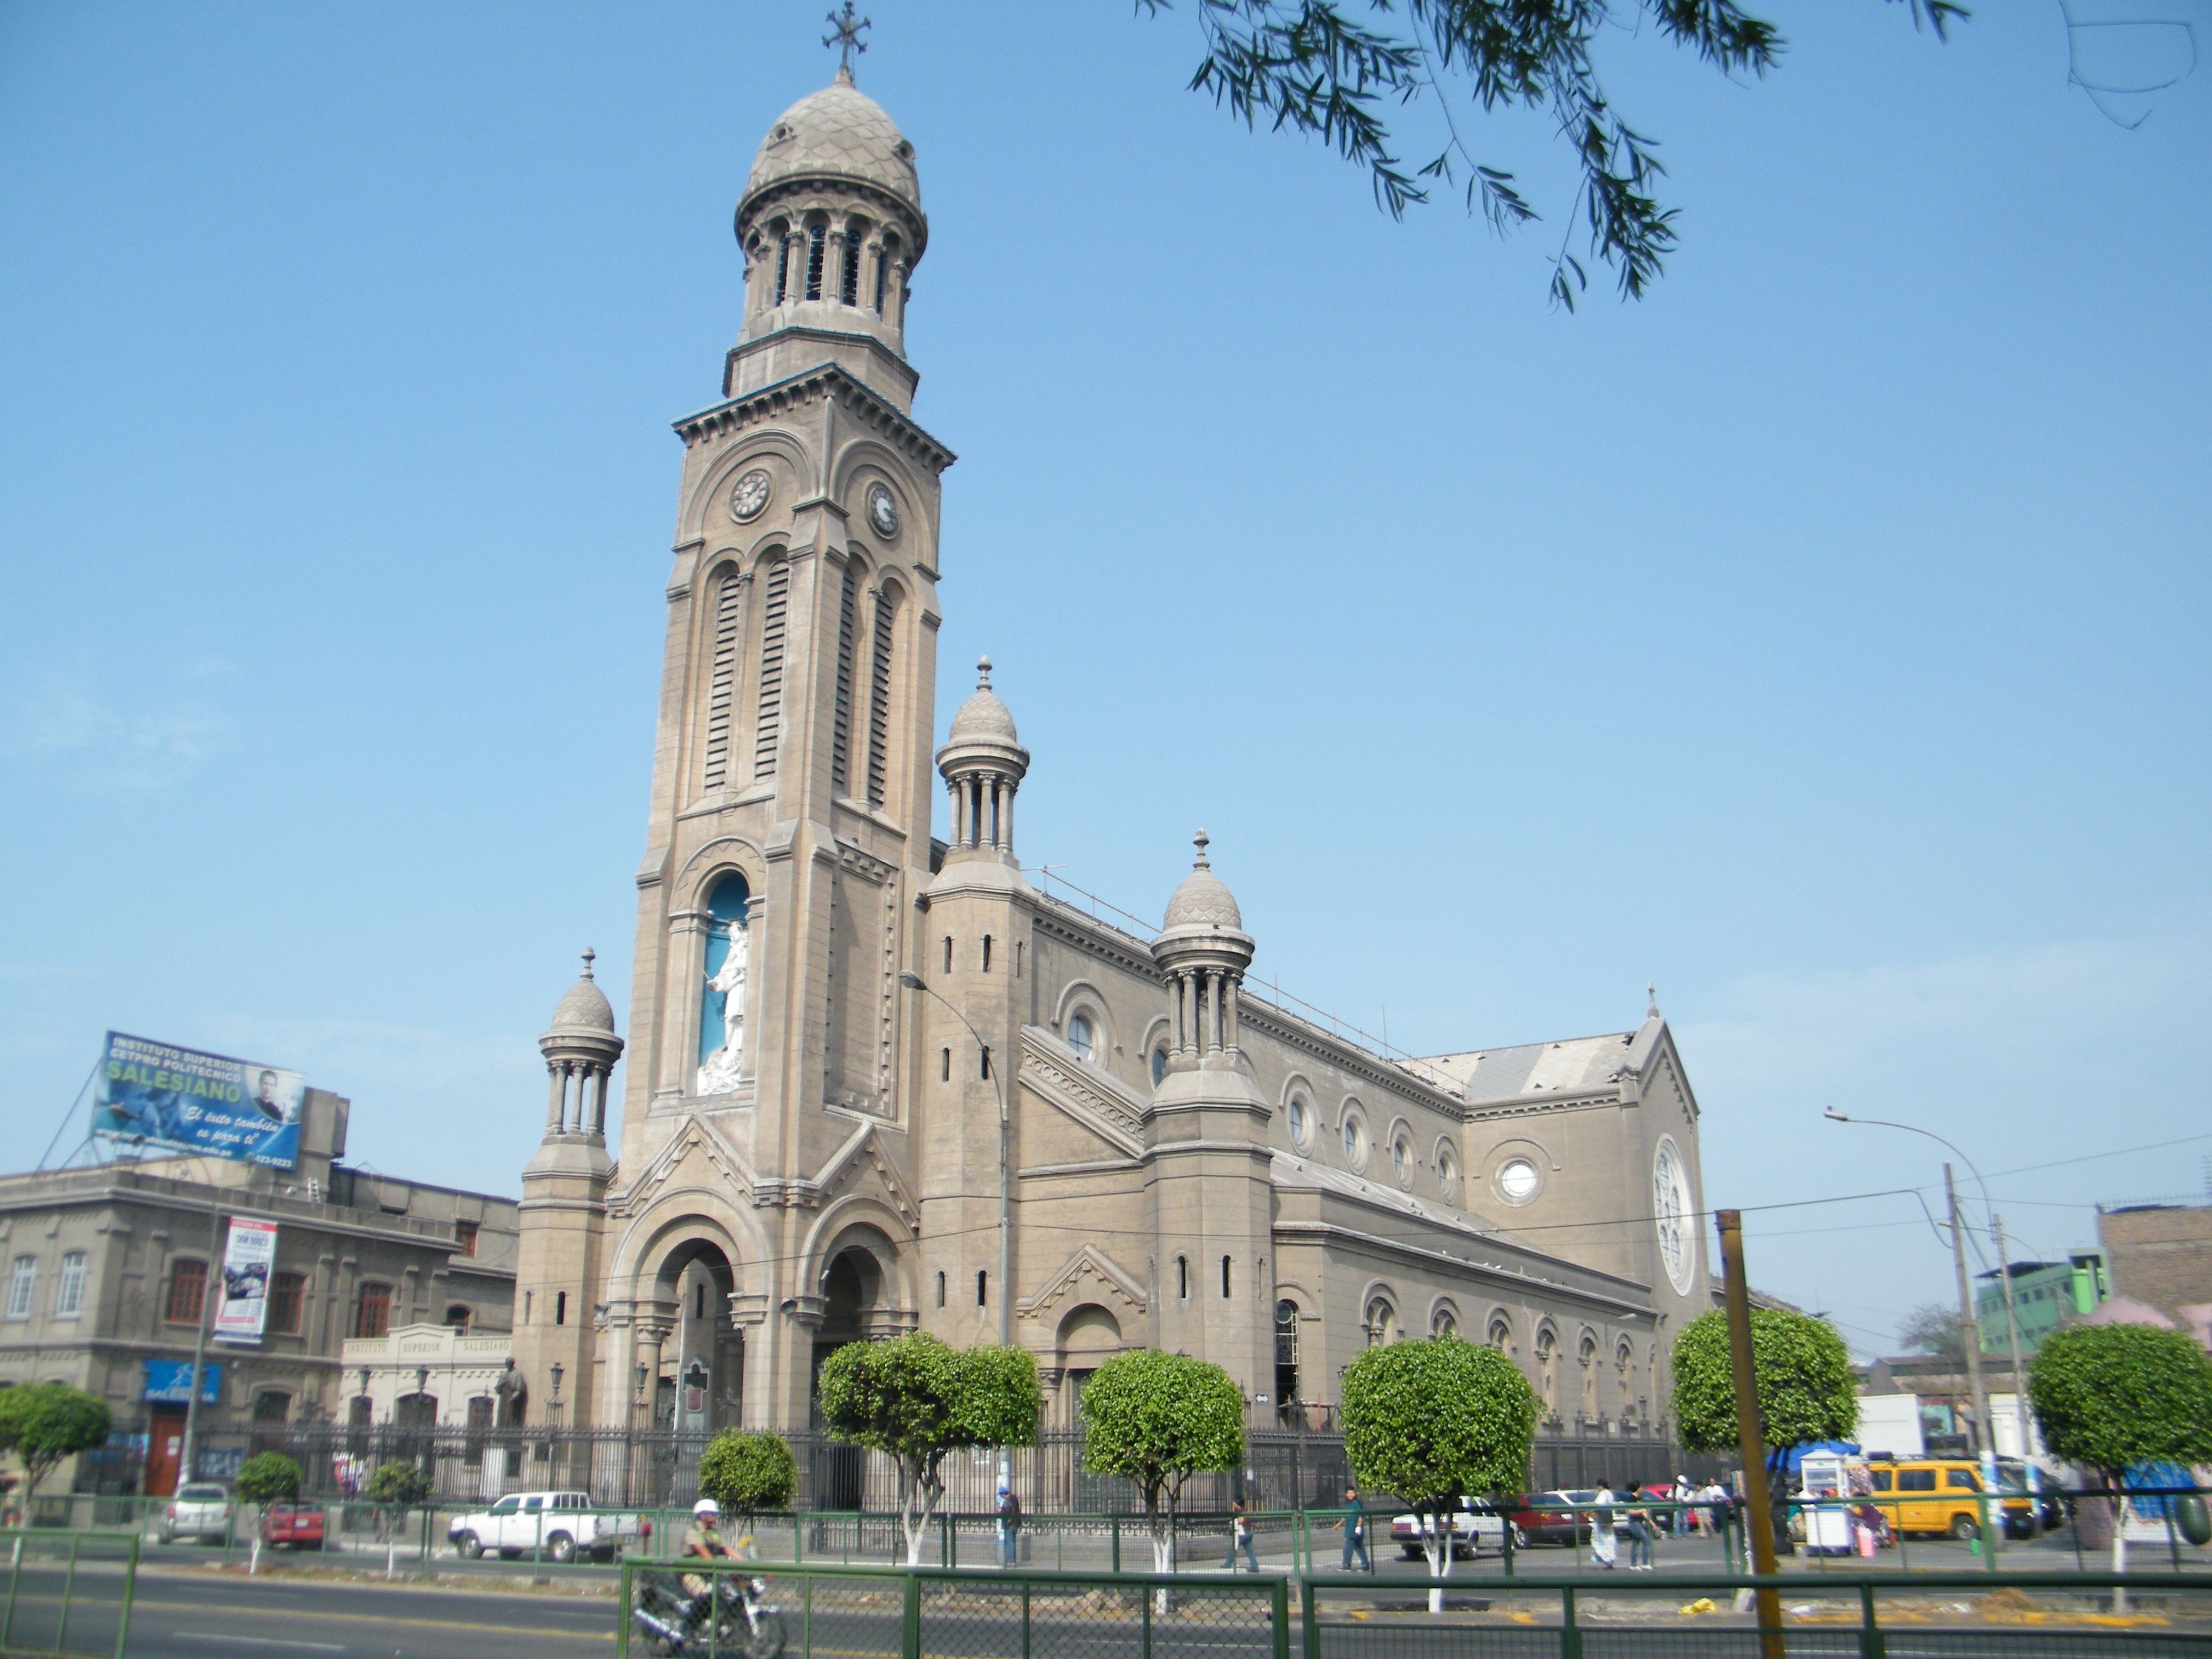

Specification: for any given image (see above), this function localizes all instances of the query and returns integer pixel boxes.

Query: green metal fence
[1301,1569,2212,1657]
[0,1529,137,1659]
[617,1557,1290,1659]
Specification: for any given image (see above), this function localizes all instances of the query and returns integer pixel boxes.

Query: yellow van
[1865,1460,2033,1540]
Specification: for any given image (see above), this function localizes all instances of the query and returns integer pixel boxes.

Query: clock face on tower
[866,483,899,539]
[728,469,771,523]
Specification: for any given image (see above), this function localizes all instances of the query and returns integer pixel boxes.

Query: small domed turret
[549,948,617,1035]
[1151,832,1256,1076]
[538,949,623,1145]
[936,657,1030,865]
[1162,831,1242,931]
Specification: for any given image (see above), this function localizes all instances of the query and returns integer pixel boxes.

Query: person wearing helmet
[682,1499,731,1600]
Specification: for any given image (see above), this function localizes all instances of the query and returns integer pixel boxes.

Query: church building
[509,65,1714,1453]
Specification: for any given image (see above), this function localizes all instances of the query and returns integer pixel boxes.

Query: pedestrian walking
[1671,1475,1694,1538]
[1589,1481,1619,1570]
[1626,1495,1656,1570]
[996,1483,1021,1568]
[1223,1501,1259,1572]
[1338,1486,1370,1572]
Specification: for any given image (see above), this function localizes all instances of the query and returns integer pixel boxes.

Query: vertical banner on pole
[213,1219,279,1345]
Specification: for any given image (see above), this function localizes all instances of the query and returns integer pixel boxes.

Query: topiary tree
[2029,1323,2212,1597]
[1672,1307,1855,1554]
[365,1460,435,1579]
[1078,1349,1245,1581]
[816,1333,1039,1566]
[697,1429,797,1527]
[235,1452,303,1574]
[0,1383,113,1504]
[1341,1336,1537,1611]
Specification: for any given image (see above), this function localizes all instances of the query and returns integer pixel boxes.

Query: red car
[260,1502,326,1550]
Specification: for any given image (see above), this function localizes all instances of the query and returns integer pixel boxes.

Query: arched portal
[654,1237,741,1435]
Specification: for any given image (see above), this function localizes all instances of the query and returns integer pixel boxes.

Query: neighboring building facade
[0,1094,517,1495]
[507,67,1717,1447]
[1974,1251,2107,1355]
[2098,1202,2212,1346]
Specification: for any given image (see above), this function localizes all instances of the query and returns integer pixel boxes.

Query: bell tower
[515,62,954,1434]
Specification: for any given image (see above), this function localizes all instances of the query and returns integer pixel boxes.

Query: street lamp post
[1823,1110,2030,1467]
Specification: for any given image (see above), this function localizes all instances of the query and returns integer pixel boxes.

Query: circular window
[1341,1113,1368,1171]
[1390,1136,1410,1185]
[1285,1096,1309,1150]
[1497,1158,1541,1205]
[1067,1013,1094,1062]
[1652,1136,1696,1295]
[1150,1046,1167,1087]
[1437,1143,1459,1199]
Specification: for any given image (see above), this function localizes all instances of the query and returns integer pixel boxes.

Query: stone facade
[2098,1203,2212,1338]
[509,69,1716,1443]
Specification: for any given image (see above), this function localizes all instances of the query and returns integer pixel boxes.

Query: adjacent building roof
[1411,1028,1640,1104]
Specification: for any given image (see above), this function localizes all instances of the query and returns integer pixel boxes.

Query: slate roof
[1408,1020,1654,1105]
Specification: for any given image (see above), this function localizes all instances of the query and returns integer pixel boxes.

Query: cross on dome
[823,2,870,82]
[1192,829,1211,869]
[581,947,597,980]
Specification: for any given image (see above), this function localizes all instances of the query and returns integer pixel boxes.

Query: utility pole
[1714,1210,1783,1659]
[1945,1165,1992,1468]
[1992,1213,2029,1455]
[178,1199,227,1490]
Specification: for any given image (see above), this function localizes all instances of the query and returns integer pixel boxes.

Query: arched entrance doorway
[807,1225,910,1510]
[653,1238,742,1436]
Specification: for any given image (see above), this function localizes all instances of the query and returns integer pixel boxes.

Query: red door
[145,1408,186,1497]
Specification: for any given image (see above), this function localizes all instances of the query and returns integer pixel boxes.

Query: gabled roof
[1411,1014,1657,1105]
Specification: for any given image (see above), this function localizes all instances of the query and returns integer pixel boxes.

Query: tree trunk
[900,1464,940,1568]
[1423,1513,1453,1615]
[1147,1490,1175,1615]
[2110,1479,2130,1616]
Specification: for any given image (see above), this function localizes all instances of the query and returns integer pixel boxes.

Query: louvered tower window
[775,232,791,304]
[805,226,826,300]
[840,229,862,305]
[700,569,743,789]
[865,589,896,807]
[752,561,791,779]
[829,563,859,796]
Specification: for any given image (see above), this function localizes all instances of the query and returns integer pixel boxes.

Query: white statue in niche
[695,919,748,1096]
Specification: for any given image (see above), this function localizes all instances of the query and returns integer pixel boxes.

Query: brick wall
[2097,1205,2212,1323]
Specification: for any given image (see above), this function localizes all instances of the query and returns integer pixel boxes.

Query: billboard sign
[93,1032,305,1169]
[142,1360,222,1404]
[212,1218,278,1346]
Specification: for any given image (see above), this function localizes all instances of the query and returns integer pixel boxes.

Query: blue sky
[3,1,2207,1359]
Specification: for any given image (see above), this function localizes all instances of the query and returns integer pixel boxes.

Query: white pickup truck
[446,1490,649,1563]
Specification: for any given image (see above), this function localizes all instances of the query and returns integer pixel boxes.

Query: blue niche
[697,873,751,1075]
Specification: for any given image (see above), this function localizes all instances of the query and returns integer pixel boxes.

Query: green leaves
[1671,1307,1857,1454]
[2028,1322,2212,1483]
[1078,1349,1245,1508]
[235,1451,304,1505]
[816,1333,1040,1464]
[697,1429,797,1516]
[0,1382,113,1498]
[364,1460,434,1513]
[1141,0,1966,305]
[1340,1336,1538,1505]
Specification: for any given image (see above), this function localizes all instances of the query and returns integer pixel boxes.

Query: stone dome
[549,948,616,1034]
[947,657,1017,743]
[743,70,920,213]
[1162,831,1242,931]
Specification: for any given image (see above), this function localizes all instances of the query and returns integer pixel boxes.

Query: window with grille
[840,229,862,304]
[166,1259,206,1326]
[701,568,743,789]
[253,1391,290,1425]
[775,229,791,304]
[805,225,825,299]
[454,1220,478,1258]
[269,1271,305,1335]
[866,587,897,806]
[53,1252,85,1318]
[5,1256,35,1319]
[752,561,790,779]
[354,1282,391,1340]
[830,562,858,795]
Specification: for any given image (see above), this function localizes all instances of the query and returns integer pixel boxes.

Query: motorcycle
[631,1567,786,1659]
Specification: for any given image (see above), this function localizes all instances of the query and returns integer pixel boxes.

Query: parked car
[446,1491,649,1563]
[260,1501,326,1550]
[1863,1460,2034,1541]
[1506,1492,1595,1548]
[1997,1459,2067,1533]
[1390,1497,1507,1560]
[158,1483,232,1545]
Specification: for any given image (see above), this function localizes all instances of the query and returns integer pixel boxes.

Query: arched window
[698,871,751,1077]
[1535,1328,1558,1413]
[1487,1315,1512,1353]
[1150,1046,1168,1087]
[1616,1340,1634,1418]
[1437,1142,1459,1200]
[805,224,826,300]
[840,227,863,304]
[1285,1096,1307,1149]
[829,561,859,796]
[1390,1134,1410,1185]
[1364,1296,1397,1347]
[1578,1333,1598,1421]
[1433,1306,1457,1339]
[865,584,900,808]
[752,559,790,779]
[1067,1013,1094,1062]
[771,221,792,304]
[700,565,743,790]
[1274,1300,1299,1402]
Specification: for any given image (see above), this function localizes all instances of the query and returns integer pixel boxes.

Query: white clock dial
[729,469,772,523]
[866,483,899,538]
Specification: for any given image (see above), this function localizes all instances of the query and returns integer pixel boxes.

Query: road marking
[133,1601,613,1640]
[174,1634,346,1652]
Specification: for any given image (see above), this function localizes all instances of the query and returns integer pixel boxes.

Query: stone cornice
[672,361,956,475]
[1031,900,1161,983]
[1272,1219,1651,1319]
[1236,994,1469,1121]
